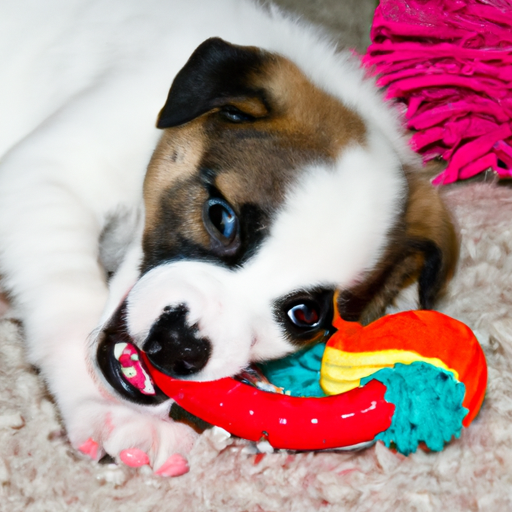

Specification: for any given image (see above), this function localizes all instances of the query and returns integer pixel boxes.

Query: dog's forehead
[262,57,366,148]
[145,52,365,194]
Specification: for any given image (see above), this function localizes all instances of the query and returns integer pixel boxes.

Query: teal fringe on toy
[259,343,327,398]
[362,362,468,455]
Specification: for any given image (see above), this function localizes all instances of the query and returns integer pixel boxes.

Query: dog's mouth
[96,302,283,405]
[97,330,169,406]
[96,302,169,405]
[96,301,271,405]
[99,334,285,406]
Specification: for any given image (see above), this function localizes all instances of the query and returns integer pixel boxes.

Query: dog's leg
[0,159,197,477]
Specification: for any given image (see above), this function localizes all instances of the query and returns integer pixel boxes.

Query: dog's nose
[142,305,211,377]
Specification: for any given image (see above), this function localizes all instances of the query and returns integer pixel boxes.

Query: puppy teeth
[113,342,128,360]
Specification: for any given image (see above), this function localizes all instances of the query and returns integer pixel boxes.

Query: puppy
[0,0,457,475]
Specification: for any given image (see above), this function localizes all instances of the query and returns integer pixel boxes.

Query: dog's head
[97,38,457,401]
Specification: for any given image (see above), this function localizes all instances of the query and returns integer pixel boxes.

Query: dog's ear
[337,172,458,324]
[403,172,459,309]
[157,37,270,128]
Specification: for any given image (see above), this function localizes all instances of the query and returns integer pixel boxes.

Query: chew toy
[116,309,487,455]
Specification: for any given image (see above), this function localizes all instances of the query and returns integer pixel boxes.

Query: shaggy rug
[2,1,512,511]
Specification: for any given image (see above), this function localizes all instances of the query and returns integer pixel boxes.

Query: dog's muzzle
[96,302,212,405]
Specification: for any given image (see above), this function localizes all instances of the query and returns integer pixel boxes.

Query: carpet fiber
[2,1,512,511]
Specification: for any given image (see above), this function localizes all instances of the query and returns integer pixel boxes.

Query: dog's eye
[203,198,239,245]
[218,106,254,123]
[276,289,334,343]
[208,200,236,240]
[287,302,320,328]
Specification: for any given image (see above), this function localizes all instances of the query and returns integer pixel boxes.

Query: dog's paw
[67,399,197,476]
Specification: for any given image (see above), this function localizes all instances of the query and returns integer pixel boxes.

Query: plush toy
[123,309,487,455]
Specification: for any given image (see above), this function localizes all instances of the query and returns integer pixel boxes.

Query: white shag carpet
[2,2,512,511]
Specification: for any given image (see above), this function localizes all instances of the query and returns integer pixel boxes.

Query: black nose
[142,305,212,377]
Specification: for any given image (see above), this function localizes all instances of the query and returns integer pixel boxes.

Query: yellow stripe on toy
[320,347,458,395]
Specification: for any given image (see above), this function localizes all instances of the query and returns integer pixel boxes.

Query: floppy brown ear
[403,171,459,309]
[157,37,271,128]
[337,171,458,324]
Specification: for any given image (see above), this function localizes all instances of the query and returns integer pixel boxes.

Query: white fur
[0,0,412,473]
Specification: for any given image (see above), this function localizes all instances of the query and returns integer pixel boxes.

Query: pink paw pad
[155,454,189,477]
[78,438,100,460]
[119,448,150,467]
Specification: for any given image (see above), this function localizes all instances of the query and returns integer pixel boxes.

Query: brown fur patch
[260,57,366,157]
[143,120,206,232]
[404,169,459,274]
[207,56,367,207]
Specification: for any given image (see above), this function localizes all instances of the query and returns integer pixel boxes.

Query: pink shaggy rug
[2,1,512,511]
[363,0,512,185]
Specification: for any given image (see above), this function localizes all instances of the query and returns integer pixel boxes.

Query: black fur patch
[157,37,270,128]
[409,239,444,310]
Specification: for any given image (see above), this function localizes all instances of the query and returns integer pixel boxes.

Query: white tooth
[113,342,128,360]
[142,368,156,394]
[121,367,137,379]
